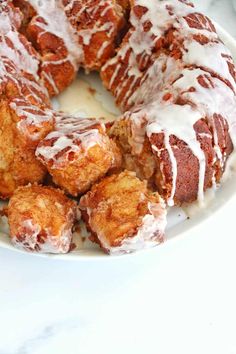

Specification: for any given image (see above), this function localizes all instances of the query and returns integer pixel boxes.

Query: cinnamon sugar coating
[79,170,166,255]
[14,0,127,95]
[36,116,122,196]
[0,1,54,198]
[8,185,77,253]
[1,0,236,255]
[104,0,236,205]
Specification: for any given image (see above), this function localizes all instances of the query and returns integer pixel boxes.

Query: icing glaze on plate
[54,71,120,121]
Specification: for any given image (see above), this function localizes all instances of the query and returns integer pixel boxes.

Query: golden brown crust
[110,108,234,205]
[0,97,53,200]
[79,171,166,254]
[12,0,36,33]
[0,1,56,199]
[0,0,235,238]
[115,0,130,11]
[15,0,127,95]
[8,185,77,253]
[149,120,216,204]
[104,1,235,205]
[26,17,76,96]
[110,118,157,185]
[101,6,235,111]
[36,117,122,197]
[13,0,77,96]
[62,0,127,70]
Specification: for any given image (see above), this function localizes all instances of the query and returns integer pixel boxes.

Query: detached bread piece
[36,116,122,197]
[79,171,167,255]
[8,185,77,253]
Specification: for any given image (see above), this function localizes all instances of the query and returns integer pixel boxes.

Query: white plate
[0,23,236,260]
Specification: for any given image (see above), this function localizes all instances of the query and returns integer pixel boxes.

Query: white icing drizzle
[79,22,113,46]
[97,40,110,59]
[88,200,167,256]
[24,0,123,92]
[103,0,236,109]
[62,0,122,65]
[5,0,118,94]
[36,116,107,168]
[0,0,235,214]
[164,134,177,206]
[10,99,54,140]
[11,210,75,254]
[146,103,206,205]
[41,70,60,96]
[182,38,236,90]
[28,0,84,69]
[0,31,39,78]
[0,3,39,81]
[0,1,52,137]
[169,67,236,151]
[105,0,236,204]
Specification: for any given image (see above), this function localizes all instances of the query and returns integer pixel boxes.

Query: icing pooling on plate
[56,74,119,121]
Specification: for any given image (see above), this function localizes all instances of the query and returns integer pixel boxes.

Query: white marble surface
[0,2,236,354]
[1,200,236,354]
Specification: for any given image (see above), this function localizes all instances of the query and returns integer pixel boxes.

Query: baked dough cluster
[1,0,235,255]
[8,185,77,253]
[101,1,236,205]
[80,171,166,255]
[36,115,122,196]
